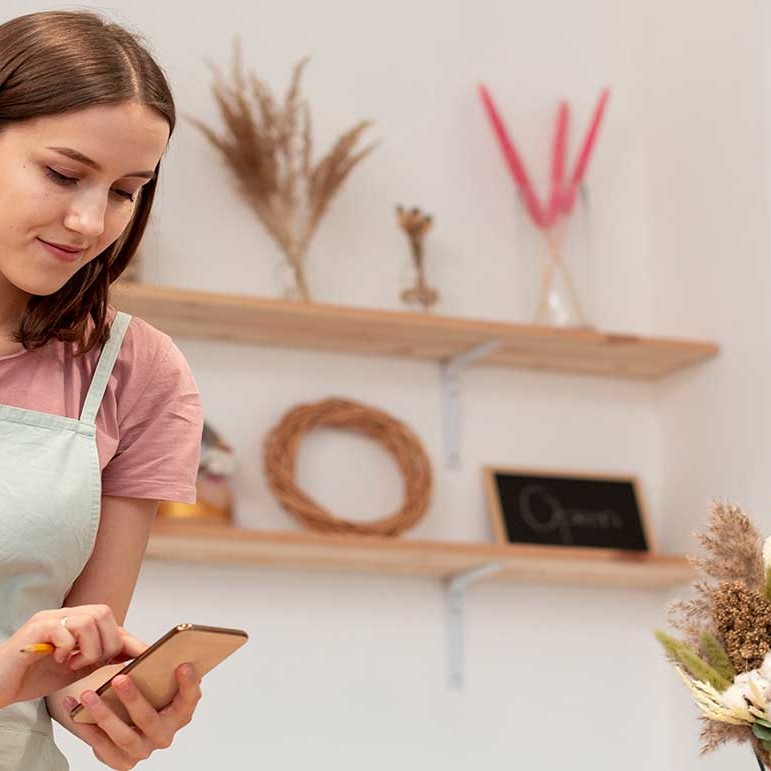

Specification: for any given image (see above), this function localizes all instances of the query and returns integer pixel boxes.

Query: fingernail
[62,696,77,710]
[81,691,98,706]
[182,664,194,678]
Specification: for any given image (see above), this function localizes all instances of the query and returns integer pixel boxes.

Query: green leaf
[762,738,771,752]
[753,723,771,741]
[699,631,736,681]
[654,630,731,691]
[757,718,771,728]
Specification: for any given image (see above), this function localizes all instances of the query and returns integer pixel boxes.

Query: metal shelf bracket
[445,561,505,689]
[440,339,502,469]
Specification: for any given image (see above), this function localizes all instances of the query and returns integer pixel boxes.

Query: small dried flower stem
[397,206,438,310]
[286,247,311,301]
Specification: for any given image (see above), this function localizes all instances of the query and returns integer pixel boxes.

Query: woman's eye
[45,167,135,203]
[113,188,136,202]
[45,167,76,185]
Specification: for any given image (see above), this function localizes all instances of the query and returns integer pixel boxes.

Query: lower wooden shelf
[146,522,693,589]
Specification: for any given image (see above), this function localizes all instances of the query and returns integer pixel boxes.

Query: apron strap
[79,311,133,426]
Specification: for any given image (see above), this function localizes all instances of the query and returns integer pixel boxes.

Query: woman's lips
[38,238,84,263]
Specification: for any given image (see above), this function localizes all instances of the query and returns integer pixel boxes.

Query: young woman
[0,10,206,770]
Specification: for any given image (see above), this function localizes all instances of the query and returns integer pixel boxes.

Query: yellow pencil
[19,643,55,654]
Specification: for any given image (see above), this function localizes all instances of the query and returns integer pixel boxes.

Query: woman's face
[0,101,170,303]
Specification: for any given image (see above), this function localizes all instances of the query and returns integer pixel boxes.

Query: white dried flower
[759,652,771,682]
[721,683,749,711]
[763,536,771,574]
[739,670,769,703]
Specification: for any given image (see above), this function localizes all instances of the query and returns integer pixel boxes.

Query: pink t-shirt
[0,304,203,503]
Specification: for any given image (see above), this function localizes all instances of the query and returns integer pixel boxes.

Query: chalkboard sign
[484,466,652,553]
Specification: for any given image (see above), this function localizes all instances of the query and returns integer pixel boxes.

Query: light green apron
[0,310,132,770]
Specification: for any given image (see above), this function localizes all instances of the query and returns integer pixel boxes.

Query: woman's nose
[63,194,107,241]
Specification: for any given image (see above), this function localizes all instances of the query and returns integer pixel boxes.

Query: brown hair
[0,10,175,355]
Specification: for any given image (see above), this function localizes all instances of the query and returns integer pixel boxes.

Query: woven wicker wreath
[263,397,432,536]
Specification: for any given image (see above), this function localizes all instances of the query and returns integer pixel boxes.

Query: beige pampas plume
[699,717,753,756]
[186,38,378,301]
[668,501,764,644]
[693,501,765,588]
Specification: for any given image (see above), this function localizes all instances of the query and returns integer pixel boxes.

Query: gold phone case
[70,623,248,724]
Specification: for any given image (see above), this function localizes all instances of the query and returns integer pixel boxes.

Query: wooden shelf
[146,522,694,589]
[111,282,718,380]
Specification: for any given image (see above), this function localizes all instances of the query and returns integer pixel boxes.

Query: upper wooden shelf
[146,521,693,589]
[111,282,719,380]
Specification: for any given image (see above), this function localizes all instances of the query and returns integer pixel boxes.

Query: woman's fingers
[2,605,147,708]
[159,664,201,727]
[47,605,123,670]
[64,615,104,669]
[93,609,124,662]
[55,664,203,768]
[115,627,149,660]
[47,624,78,664]
[112,675,172,747]
[65,716,141,771]
[76,688,152,759]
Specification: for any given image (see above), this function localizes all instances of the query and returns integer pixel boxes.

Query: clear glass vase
[274,257,308,301]
[532,235,591,328]
[518,183,594,330]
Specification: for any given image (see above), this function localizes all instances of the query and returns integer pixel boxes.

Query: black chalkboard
[484,467,651,552]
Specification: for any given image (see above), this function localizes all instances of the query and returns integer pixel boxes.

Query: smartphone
[69,623,248,724]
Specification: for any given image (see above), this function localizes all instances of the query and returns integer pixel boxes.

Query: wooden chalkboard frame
[483,466,656,556]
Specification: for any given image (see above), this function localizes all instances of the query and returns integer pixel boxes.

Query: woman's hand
[58,663,202,770]
[0,604,133,707]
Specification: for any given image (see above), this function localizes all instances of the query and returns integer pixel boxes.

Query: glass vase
[275,258,304,301]
[518,183,594,330]
[532,232,591,328]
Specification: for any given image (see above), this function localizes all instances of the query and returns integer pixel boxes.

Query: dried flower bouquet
[656,503,771,769]
[188,39,377,301]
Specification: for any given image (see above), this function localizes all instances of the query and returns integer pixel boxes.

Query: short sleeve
[101,338,204,503]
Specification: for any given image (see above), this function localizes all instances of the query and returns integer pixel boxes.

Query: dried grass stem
[188,39,377,300]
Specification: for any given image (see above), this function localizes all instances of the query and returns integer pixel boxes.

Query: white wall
[644,0,771,768]
[2,0,768,768]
